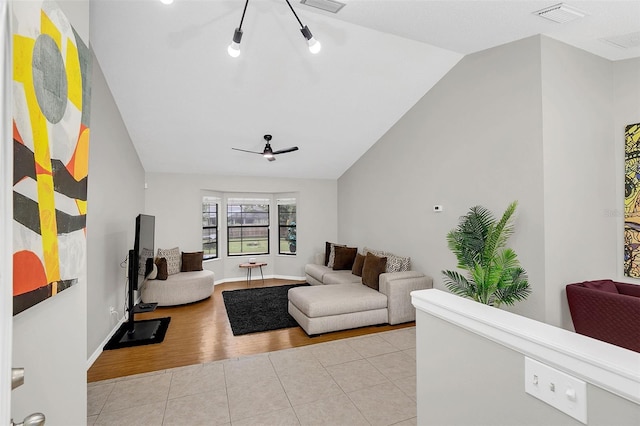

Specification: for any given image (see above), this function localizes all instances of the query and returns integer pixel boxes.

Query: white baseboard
[87,315,126,371]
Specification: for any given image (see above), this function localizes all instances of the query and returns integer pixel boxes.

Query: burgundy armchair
[566,279,640,353]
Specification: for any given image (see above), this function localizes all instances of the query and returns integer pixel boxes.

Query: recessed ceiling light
[300,0,346,14]
[602,31,640,49]
[534,3,587,24]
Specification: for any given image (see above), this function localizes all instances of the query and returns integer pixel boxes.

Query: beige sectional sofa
[289,248,432,335]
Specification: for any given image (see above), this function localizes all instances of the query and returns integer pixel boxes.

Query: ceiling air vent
[602,31,640,49]
[300,0,346,14]
[534,3,587,23]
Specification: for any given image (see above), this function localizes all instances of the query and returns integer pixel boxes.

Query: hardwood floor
[87,279,415,383]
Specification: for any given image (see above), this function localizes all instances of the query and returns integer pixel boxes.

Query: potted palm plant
[442,201,530,307]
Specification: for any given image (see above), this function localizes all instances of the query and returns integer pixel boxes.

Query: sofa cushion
[362,253,387,290]
[288,283,387,318]
[323,270,362,285]
[333,246,357,270]
[157,246,181,275]
[582,279,619,294]
[155,257,168,280]
[181,251,204,272]
[352,253,365,277]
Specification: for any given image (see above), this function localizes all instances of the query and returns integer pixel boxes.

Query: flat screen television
[132,214,155,290]
[122,214,159,339]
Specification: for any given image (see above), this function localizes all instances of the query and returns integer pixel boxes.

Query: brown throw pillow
[155,257,168,280]
[361,252,387,290]
[181,251,204,272]
[352,253,365,277]
[332,246,357,270]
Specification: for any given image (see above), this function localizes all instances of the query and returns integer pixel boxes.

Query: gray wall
[144,172,337,282]
[338,35,636,327]
[540,37,617,329]
[11,1,89,424]
[416,309,640,425]
[86,55,145,358]
[338,36,547,321]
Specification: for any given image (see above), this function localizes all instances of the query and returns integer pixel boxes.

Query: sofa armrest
[379,271,433,324]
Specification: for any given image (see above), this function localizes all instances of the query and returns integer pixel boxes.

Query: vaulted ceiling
[90,1,640,179]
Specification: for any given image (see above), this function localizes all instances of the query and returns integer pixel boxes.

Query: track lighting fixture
[285,0,322,54]
[228,0,249,57]
[228,0,321,58]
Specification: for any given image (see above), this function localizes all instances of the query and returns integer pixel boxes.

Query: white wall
[338,35,638,328]
[540,37,617,329]
[144,172,337,282]
[86,55,145,359]
[338,36,547,321]
[11,1,89,424]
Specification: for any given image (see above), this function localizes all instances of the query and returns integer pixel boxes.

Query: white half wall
[144,172,337,282]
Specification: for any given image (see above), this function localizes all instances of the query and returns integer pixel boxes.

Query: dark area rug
[222,283,310,336]
[104,317,171,350]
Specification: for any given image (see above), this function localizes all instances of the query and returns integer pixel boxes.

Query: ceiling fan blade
[232,147,263,155]
[272,146,299,155]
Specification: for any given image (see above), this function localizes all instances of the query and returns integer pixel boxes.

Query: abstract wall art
[624,122,640,278]
[12,1,91,315]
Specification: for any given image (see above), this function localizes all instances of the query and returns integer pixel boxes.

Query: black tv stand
[115,318,163,344]
[117,249,162,345]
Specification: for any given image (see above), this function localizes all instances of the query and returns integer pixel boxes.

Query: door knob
[10,413,45,426]
[11,368,24,390]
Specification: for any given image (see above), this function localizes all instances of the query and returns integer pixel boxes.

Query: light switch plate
[525,357,587,424]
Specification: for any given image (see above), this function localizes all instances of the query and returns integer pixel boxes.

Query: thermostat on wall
[433,205,443,212]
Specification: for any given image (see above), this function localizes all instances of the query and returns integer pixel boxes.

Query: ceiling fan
[232,134,299,162]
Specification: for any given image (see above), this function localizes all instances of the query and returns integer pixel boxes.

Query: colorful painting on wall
[12,1,91,315]
[624,122,640,278]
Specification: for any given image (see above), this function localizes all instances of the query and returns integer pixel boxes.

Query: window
[278,198,296,255]
[227,198,270,256]
[202,196,219,259]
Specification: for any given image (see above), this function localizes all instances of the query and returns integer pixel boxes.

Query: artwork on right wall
[624,122,640,277]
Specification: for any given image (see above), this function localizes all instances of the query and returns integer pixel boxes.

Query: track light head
[228,28,243,58]
[301,26,321,54]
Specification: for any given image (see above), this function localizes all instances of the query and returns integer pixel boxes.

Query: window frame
[202,196,219,260]
[277,198,297,255]
[226,198,270,256]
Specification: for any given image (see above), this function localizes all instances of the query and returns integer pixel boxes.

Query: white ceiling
[90,0,640,179]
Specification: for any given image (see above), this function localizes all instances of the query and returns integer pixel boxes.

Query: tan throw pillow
[181,251,204,272]
[157,247,180,275]
[352,253,365,277]
[155,257,168,280]
[332,246,357,270]
[361,252,387,291]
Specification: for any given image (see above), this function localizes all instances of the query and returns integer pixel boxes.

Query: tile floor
[88,327,417,426]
